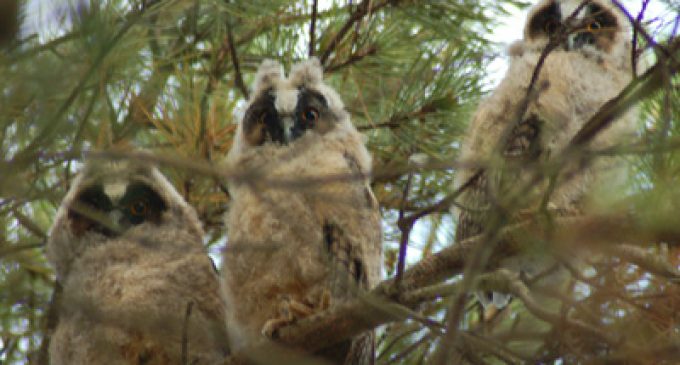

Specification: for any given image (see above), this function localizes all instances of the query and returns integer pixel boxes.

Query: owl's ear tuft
[289,57,324,86]
[253,59,284,95]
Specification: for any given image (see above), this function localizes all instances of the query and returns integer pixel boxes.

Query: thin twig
[395,172,413,284]
[631,0,650,76]
[476,269,618,345]
[309,0,318,57]
[325,45,377,73]
[611,0,674,66]
[35,282,62,365]
[319,0,394,65]
[11,208,47,239]
[568,37,680,148]
[227,21,249,99]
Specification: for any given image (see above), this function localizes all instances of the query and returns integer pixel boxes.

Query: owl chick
[46,155,229,365]
[454,0,637,308]
[222,58,382,364]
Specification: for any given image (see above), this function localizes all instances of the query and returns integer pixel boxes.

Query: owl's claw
[261,291,332,338]
[262,317,290,338]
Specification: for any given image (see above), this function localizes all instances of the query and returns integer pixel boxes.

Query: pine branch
[319,0,396,65]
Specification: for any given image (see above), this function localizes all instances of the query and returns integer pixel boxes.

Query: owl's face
[522,0,629,60]
[66,171,168,238]
[242,86,338,146]
[232,58,350,154]
[48,157,203,279]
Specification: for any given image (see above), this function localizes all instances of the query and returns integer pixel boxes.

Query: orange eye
[301,107,319,123]
[130,200,148,216]
[587,21,601,32]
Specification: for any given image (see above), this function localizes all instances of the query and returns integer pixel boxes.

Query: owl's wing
[320,152,381,294]
[316,151,381,364]
[456,114,543,240]
[457,112,544,309]
[344,331,375,365]
[455,172,488,243]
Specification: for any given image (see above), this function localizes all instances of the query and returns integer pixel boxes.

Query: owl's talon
[287,299,315,317]
[261,318,289,339]
[261,296,320,338]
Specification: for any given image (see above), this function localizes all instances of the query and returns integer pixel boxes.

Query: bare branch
[309,0,318,57]
[35,282,62,365]
[319,0,395,66]
[227,23,249,100]
[324,45,377,73]
[395,171,413,284]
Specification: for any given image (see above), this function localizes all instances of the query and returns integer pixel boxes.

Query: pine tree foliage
[0,0,678,364]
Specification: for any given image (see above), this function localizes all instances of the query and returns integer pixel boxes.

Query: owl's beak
[282,116,295,143]
[107,209,126,234]
[567,26,596,50]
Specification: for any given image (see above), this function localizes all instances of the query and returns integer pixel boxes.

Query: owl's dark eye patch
[298,88,328,108]
[243,91,283,146]
[292,88,334,137]
[119,183,166,225]
[573,4,618,51]
[69,185,115,237]
[587,4,617,29]
[74,185,113,213]
[528,1,562,39]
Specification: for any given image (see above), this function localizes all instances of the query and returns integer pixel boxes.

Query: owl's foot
[262,290,333,338]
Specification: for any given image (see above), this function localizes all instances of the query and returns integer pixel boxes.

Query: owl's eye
[129,200,148,217]
[300,107,319,123]
[544,19,560,35]
[587,21,601,32]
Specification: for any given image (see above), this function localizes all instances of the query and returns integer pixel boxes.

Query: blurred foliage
[0,0,678,364]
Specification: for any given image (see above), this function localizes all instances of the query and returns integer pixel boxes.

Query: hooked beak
[565,19,597,50]
[104,209,130,235]
[568,31,596,50]
[282,116,295,144]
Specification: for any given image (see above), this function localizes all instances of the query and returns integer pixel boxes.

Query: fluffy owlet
[222,58,382,364]
[46,156,229,364]
[453,0,637,308]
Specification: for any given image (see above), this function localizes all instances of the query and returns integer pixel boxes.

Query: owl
[222,58,382,364]
[46,156,229,364]
[453,0,637,309]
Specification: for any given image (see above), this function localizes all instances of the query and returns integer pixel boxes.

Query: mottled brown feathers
[223,58,381,364]
[47,156,229,364]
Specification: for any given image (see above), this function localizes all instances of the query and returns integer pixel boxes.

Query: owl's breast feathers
[54,238,228,364]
